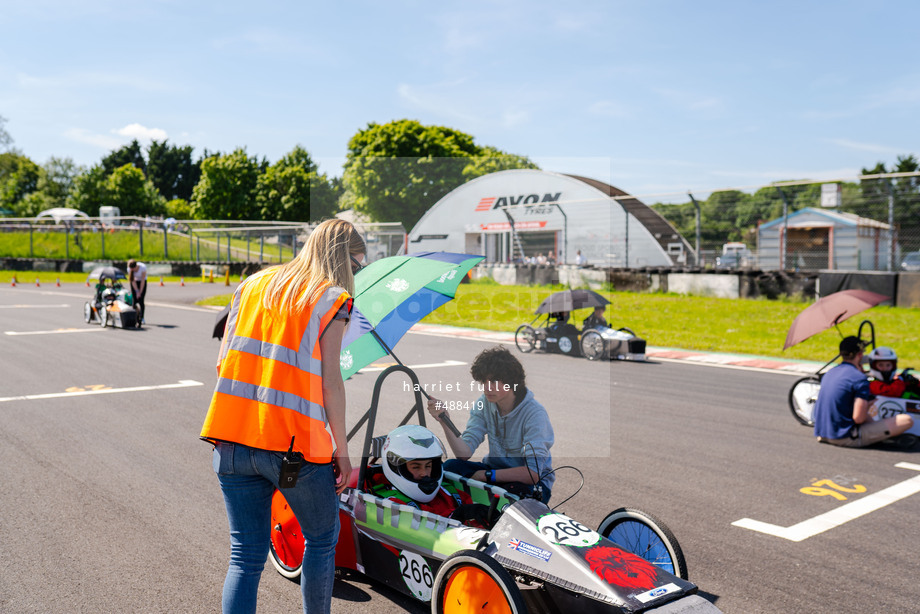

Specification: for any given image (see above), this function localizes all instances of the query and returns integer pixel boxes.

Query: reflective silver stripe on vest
[215,377,327,423]
[226,335,321,373]
[225,285,347,376]
[298,286,347,365]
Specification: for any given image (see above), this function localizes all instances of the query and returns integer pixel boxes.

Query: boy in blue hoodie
[427,346,555,503]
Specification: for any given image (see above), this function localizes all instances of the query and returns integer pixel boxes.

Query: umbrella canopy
[340,252,483,379]
[86,266,127,283]
[783,289,889,350]
[213,304,231,339]
[535,289,610,314]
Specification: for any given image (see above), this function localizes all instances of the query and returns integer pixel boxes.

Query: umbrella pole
[370,329,463,438]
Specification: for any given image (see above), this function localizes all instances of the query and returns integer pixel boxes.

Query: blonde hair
[262,219,366,313]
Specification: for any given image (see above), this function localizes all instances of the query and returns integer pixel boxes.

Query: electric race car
[788,320,920,437]
[83,266,140,329]
[269,366,721,614]
[514,290,646,361]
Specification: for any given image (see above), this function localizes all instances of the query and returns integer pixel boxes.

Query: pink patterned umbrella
[783,289,889,349]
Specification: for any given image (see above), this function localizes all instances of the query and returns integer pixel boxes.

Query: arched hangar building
[407,169,692,267]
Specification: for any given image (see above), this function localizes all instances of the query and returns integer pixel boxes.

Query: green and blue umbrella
[339,251,483,380]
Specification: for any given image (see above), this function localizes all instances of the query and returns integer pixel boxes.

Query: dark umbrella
[213,304,231,339]
[535,289,610,314]
[783,289,889,350]
[86,266,127,283]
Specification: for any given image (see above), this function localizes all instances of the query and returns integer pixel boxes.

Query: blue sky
[2,0,918,203]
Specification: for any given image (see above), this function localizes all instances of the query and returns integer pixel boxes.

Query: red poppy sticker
[585,545,658,591]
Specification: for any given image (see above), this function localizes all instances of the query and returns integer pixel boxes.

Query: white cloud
[63,123,168,152]
[654,88,725,116]
[115,123,167,141]
[63,128,123,150]
[826,138,900,155]
[500,109,530,129]
[588,100,630,118]
[397,81,481,125]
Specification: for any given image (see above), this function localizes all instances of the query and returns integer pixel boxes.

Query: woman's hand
[333,452,352,495]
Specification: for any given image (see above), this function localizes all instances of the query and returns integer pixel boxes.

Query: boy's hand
[427,397,446,419]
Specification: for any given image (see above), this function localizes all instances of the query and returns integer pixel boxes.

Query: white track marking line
[358,360,467,372]
[732,463,920,541]
[5,328,107,336]
[0,304,70,309]
[0,380,204,403]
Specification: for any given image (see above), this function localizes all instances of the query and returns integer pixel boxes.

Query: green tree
[147,140,201,201]
[462,146,539,180]
[0,152,41,215]
[342,120,483,230]
[256,146,339,222]
[165,198,193,219]
[105,164,165,217]
[102,140,146,175]
[15,156,81,217]
[191,148,264,220]
[0,115,12,151]
[68,165,109,216]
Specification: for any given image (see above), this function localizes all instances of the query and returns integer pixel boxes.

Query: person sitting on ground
[813,336,913,448]
[866,346,920,399]
[583,306,609,330]
[368,425,491,527]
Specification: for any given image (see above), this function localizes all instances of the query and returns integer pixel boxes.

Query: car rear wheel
[99,308,108,327]
[598,507,688,580]
[431,549,525,614]
[789,375,820,426]
[269,490,304,580]
[558,335,578,356]
[580,330,605,360]
[514,325,536,353]
[84,302,93,323]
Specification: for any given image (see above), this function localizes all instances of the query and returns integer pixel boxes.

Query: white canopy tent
[34,207,91,223]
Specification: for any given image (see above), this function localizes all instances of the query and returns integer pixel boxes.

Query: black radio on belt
[279,436,303,489]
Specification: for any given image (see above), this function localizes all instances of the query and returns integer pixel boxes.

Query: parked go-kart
[788,320,920,435]
[514,290,646,361]
[269,366,720,613]
[83,266,140,329]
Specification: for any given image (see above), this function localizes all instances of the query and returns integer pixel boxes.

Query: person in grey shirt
[427,346,555,503]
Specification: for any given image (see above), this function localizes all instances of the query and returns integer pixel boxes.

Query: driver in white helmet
[867,346,919,398]
[371,425,489,526]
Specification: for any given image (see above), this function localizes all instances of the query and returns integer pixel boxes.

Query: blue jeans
[444,458,551,505]
[213,442,339,614]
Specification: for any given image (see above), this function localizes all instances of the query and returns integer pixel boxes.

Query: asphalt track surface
[1,282,919,613]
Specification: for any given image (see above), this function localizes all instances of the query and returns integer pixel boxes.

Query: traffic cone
[35,278,40,287]
[159,276,164,286]
[180,277,185,287]
[10,276,16,287]
[56,277,61,287]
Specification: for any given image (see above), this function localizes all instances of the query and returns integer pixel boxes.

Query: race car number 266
[537,512,601,547]
[399,550,433,600]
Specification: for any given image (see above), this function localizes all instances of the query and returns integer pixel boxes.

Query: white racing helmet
[382,425,446,503]
[867,346,898,383]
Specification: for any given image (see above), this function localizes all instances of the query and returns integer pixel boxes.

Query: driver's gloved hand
[450,503,491,528]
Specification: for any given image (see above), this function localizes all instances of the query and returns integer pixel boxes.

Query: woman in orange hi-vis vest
[201,219,365,614]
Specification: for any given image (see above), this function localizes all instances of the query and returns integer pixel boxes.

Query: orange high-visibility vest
[200,268,351,463]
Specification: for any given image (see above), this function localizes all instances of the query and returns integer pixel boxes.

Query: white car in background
[715,242,754,269]
[901,251,920,272]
